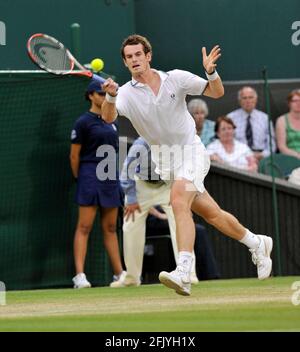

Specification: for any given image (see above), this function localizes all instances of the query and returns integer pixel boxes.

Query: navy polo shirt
[71,111,119,163]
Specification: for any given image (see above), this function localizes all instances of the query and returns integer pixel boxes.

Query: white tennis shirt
[117,69,208,177]
[117,69,207,147]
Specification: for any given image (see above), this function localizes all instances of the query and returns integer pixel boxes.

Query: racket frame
[27,33,92,78]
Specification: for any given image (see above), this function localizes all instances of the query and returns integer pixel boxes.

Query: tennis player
[70,80,125,289]
[101,34,273,296]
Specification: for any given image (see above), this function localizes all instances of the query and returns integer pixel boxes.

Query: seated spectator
[207,116,258,172]
[187,98,215,146]
[227,86,276,162]
[275,89,300,159]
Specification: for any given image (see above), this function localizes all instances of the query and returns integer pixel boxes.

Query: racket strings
[30,36,73,73]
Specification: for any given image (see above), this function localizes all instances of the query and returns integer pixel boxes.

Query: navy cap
[86,75,106,94]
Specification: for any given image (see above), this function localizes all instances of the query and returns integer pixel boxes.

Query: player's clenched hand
[202,45,221,74]
[124,203,141,222]
[102,78,119,97]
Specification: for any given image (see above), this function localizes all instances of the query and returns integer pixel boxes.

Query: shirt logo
[71,129,77,140]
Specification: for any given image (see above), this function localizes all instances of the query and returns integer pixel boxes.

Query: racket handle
[92,74,106,85]
[92,73,119,93]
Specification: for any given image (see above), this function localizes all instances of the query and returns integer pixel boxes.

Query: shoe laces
[176,265,186,274]
[249,240,265,267]
[175,266,190,282]
[78,273,86,280]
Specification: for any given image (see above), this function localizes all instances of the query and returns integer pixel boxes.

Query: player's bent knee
[171,198,190,214]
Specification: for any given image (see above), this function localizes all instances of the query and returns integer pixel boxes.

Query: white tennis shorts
[153,135,211,193]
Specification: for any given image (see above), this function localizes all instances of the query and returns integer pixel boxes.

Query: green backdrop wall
[0,73,115,290]
[0,0,299,82]
[0,0,135,83]
[135,0,300,80]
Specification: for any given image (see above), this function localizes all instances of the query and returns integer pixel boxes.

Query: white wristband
[105,93,117,104]
[205,70,219,81]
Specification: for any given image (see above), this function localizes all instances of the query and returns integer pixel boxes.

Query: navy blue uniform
[71,111,123,207]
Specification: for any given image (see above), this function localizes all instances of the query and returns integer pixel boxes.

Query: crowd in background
[187,87,300,184]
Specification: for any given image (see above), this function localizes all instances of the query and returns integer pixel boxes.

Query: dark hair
[121,34,152,59]
[214,116,236,135]
[287,89,300,104]
[85,91,91,102]
[85,91,105,102]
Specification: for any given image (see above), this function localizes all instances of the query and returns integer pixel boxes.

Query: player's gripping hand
[102,78,119,97]
[202,45,221,74]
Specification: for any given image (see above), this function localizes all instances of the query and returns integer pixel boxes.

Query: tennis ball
[91,58,104,72]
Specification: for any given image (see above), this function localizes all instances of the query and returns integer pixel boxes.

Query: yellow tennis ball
[91,58,104,72]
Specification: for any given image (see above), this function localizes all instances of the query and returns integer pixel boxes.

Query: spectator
[275,89,300,158]
[207,116,258,171]
[228,86,276,162]
[187,98,215,146]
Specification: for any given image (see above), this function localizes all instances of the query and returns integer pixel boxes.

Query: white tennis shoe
[250,235,273,280]
[109,271,140,288]
[72,273,91,289]
[159,266,191,296]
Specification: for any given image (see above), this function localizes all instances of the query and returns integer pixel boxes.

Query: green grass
[0,277,300,331]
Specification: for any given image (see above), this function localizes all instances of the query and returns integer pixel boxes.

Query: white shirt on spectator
[227,108,276,157]
[206,139,254,170]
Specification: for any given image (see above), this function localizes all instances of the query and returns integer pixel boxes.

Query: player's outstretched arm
[202,45,224,99]
[101,78,119,123]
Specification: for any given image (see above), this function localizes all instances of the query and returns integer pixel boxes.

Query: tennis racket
[27,33,105,85]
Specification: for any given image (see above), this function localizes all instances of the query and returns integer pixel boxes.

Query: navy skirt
[75,163,123,207]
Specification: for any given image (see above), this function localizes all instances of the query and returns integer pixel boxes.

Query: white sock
[239,229,260,249]
[178,251,193,272]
